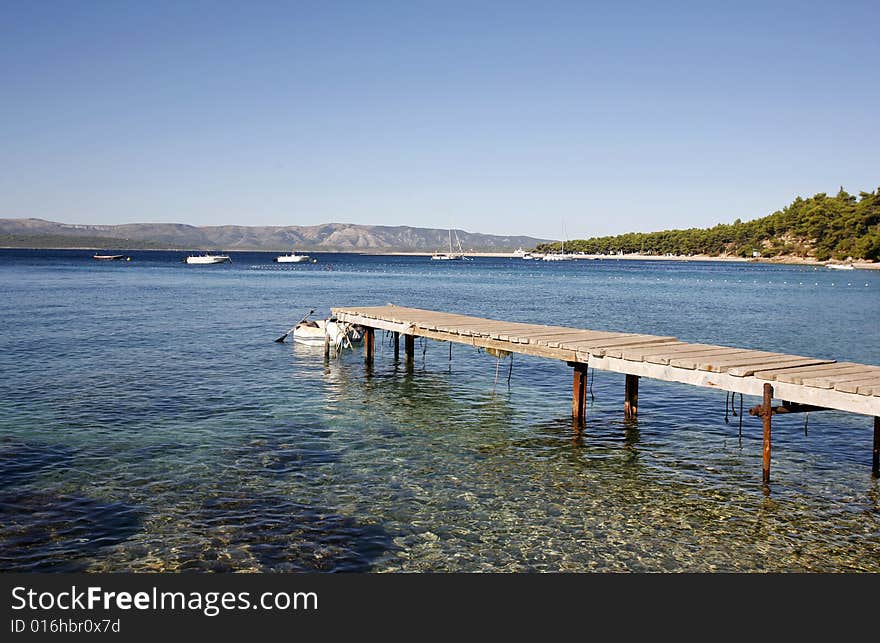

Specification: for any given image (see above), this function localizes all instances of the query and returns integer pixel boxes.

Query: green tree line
[536,188,880,261]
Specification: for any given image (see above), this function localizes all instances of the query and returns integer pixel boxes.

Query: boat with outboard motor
[274,251,313,263]
[275,310,364,350]
[183,252,231,264]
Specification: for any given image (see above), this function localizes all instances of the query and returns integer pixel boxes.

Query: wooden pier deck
[332,304,880,483]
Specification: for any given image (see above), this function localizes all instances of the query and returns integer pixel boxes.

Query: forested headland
[536,188,880,261]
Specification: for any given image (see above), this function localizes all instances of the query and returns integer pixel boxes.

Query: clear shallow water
[1,248,878,572]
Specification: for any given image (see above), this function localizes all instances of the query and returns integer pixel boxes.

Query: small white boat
[184,253,231,264]
[274,251,312,263]
[826,263,854,270]
[93,254,129,261]
[292,318,363,348]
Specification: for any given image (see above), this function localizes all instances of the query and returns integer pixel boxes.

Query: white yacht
[274,251,312,263]
[183,253,231,264]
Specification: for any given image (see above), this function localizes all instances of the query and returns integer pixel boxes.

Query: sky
[1,1,878,240]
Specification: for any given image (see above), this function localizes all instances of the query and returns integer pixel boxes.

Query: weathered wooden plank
[829,375,880,394]
[606,341,691,360]
[783,367,879,388]
[632,344,739,358]
[544,332,628,348]
[834,377,880,395]
[576,340,683,361]
[602,341,691,359]
[513,328,594,339]
[693,352,787,372]
[755,362,869,383]
[563,335,677,354]
[804,369,880,389]
[727,358,835,377]
[656,348,755,368]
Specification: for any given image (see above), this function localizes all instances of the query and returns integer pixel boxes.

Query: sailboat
[542,224,574,261]
[431,228,469,260]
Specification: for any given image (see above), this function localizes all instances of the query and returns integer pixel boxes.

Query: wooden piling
[762,383,773,485]
[323,331,330,359]
[405,334,415,366]
[873,416,879,477]
[624,374,639,420]
[364,327,375,366]
[393,331,400,362]
[571,363,588,425]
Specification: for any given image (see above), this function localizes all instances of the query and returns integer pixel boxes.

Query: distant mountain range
[0,218,549,252]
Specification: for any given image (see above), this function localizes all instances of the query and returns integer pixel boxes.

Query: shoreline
[2,246,877,269]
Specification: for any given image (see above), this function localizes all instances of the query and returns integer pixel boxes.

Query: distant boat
[92,254,129,261]
[542,252,574,261]
[183,252,231,264]
[431,228,469,261]
[512,247,535,260]
[826,263,855,270]
[274,251,312,263]
[542,222,574,260]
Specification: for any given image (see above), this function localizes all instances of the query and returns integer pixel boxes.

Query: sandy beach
[381,251,880,269]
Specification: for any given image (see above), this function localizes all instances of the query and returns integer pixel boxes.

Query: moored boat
[183,253,231,264]
[431,228,469,260]
[292,318,363,348]
[92,254,129,261]
[274,251,312,263]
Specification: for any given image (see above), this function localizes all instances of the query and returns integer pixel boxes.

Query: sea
[1,248,878,572]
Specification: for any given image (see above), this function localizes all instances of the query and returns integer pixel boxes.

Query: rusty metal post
[364,327,375,366]
[624,374,639,420]
[404,334,415,370]
[572,363,588,425]
[762,383,773,485]
[393,331,399,362]
[873,416,879,477]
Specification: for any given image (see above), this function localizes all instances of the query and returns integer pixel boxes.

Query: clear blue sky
[1,1,877,240]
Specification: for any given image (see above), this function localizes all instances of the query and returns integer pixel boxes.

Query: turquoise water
[1,249,878,572]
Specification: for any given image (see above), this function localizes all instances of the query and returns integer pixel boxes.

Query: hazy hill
[0,219,548,252]
[537,188,880,261]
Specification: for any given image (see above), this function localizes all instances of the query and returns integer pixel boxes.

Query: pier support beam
[393,331,399,362]
[571,362,588,425]
[624,375,639,420]
[873,416,879,477]
[762,383,773,485]
[405,334,415,369]
[364,327,375,366]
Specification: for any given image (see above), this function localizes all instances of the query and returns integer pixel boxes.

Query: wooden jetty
[333,304,880,485]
